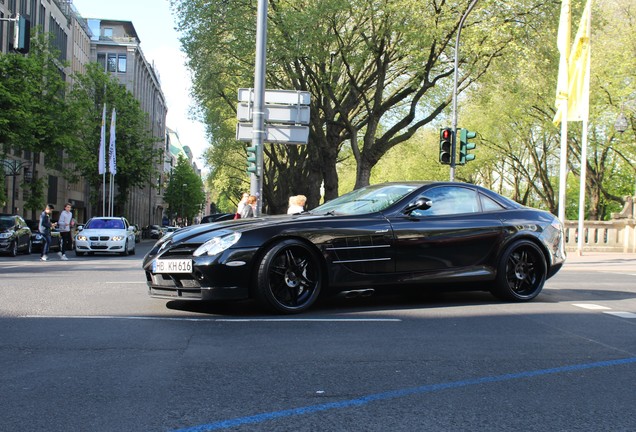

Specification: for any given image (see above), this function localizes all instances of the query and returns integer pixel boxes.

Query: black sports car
[143,182,566,314]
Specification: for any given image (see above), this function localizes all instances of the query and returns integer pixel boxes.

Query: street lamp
[1,159,30,214]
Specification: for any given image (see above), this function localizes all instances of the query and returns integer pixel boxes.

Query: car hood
[79,229,128,236]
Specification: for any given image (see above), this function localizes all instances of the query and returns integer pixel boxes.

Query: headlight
[77,234,88,241]
[112,235,125,241]
[0,233,11,239]
[193,232,241,257]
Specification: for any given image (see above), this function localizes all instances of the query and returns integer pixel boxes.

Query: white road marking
[571,303,611,310]
[603,311,636,319]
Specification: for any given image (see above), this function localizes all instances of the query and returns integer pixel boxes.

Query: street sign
[236,124,309,145]
[238,88,310,106]
[237,102,310,125]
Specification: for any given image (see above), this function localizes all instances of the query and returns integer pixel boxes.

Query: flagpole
[557,110,568,224]
[577,119,588,254]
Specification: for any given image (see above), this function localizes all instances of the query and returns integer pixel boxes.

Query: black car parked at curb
[25,219,61,253]
[0,214,32,256]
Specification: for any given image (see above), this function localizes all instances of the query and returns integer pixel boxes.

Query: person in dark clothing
[38,204,56,261]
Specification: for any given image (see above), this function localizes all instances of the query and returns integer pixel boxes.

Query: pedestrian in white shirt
[57,203,73,260]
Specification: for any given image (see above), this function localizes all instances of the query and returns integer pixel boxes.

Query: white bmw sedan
[74,217,136,256]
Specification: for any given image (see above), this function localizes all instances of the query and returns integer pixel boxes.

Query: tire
[121,241,129,256]
[10,241,18,257]
[491,240,547,302]
[130,244,136,255]
[75,249,85,257]
[25,240,32,255]
[255,239,323,314]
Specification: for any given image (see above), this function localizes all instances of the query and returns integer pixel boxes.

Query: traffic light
[459,128,477,164]
[12,14,30,54]
[439,128,453,165]
[246,144,258,174]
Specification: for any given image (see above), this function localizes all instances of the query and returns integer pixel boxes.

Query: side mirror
[77,225,84,231]
[403,197,432,214]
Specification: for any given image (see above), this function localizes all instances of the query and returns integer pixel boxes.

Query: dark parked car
[149,224,163,239]
[0,214,32,256]
[200,213,234,224]
[25,219,61,252]
[143,182,566,314]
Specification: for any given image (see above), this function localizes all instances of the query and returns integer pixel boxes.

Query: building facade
[85,17,167,226]
[1,0,169,227]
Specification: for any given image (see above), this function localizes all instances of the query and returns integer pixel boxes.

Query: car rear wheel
[491,240,547,301]
[255,239,322,314]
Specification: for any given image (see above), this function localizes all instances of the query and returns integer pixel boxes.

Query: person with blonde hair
[287,195,306,214]
[240,195,258,218]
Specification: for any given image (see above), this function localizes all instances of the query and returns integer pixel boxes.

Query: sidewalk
[561,251,636,272]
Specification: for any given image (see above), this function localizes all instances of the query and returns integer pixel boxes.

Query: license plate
[91,242,104,247]
[152,259,193,274]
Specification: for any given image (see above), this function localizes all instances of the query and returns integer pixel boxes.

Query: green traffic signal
[459,128,477,165]
[246,144,258,174]
[439,128,452,165]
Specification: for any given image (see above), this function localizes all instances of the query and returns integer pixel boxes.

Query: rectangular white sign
[238,88,311,106]
[236,123,309,145]
[237,103,310,125]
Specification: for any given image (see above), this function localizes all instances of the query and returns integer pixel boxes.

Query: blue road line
[173,356,636,432]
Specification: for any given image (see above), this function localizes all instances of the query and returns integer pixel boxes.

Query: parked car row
[0,214,143,258]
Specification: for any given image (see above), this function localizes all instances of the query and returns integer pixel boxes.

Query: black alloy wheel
[492,240,547,301]
[255,239,323,314]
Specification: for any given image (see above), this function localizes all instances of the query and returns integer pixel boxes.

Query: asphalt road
[0,243,634,431]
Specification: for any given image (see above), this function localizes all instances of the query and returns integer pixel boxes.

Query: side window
[480,193,505,212]
[411,186,480,217]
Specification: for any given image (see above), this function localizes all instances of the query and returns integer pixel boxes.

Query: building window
[107,53,117,72]
[118,54,127,73]
[102,28,113,39]
[97,53,106,71]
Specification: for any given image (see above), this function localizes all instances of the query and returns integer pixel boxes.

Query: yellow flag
[566,0,591,122]
[553,0,571,126]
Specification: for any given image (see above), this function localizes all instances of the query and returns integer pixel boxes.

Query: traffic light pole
[250,0,268,216]
[450,0,479,182]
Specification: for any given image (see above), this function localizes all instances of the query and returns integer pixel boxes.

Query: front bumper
[75,240,125,253]
[143,247,256,301]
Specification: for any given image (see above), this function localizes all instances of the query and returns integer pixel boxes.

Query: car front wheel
[255,239,323,314]
[10,241,18,257]
[491,240,547,301]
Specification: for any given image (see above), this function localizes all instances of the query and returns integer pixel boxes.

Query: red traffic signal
[439,128,453,165]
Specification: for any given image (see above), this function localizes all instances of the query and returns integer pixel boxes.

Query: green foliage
[0,33,71,165]
[163,155,206,223]
[173,0,636,220]
[21,176,46,213]
[66,63,159,213]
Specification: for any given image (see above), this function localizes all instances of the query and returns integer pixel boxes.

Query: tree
[0,34,70,163]
[163,155,206,224]
[172,0,556,211]
[65,63,159,216]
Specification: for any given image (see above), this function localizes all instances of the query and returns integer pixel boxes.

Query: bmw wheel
[255,239,323,314]
[491,240,547,301]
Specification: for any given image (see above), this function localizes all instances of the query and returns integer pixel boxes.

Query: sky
[71,0,208,167]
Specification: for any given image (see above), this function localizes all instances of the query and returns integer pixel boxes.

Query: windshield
[0,218,14,230]
[311,184,419,215]
[86,219,124,229]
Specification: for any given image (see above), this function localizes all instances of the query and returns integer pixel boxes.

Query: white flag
[98,104,106,175]
[108,108,117,175]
